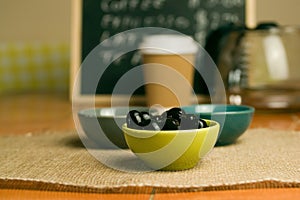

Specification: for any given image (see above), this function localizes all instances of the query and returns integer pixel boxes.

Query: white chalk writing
[96,0,244,65]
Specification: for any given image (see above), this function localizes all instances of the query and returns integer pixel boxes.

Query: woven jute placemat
[0,129,299,193]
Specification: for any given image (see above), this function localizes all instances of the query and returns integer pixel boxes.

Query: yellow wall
[256,0,300,26]
[0,0,71,43]
[0,0,71,93]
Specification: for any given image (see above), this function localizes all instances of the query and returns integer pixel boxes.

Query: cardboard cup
[140,35,198,107]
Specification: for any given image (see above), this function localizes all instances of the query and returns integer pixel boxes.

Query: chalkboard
[71,0,246,104]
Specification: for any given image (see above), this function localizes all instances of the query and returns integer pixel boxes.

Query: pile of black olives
[126,107,208,131]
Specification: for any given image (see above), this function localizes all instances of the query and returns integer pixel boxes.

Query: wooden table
[1,92,299,199]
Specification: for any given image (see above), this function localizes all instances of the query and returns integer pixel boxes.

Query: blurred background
[0,0,298,95]
[0,0,71,94]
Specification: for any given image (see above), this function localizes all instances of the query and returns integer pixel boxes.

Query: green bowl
[182,104,255,146]
[78,107,147,149]
[122,120,220,171]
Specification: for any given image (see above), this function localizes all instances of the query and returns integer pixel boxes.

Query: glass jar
[217,25,300,110]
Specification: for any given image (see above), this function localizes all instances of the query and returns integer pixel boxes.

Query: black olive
[162,118,180,130]
[126,110,142,129]
[140,111,151,127]
[198,118,208,128]
[127,108,208,131]
[165,107,185,122]
[151,112,166,127]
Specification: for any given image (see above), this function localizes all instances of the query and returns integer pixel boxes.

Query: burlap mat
[0,129,299,193]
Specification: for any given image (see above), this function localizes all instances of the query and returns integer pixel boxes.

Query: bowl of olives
[122,107,220,171]
[182,104,255,145]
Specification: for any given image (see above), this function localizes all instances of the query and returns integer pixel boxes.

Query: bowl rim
[182,104,255,115]
[122,119,219,135]
[77,106,148,119]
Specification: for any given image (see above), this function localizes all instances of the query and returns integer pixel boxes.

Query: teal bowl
[182,104,255,145]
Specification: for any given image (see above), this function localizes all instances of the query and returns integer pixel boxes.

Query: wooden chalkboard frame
[70,0,256,105]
